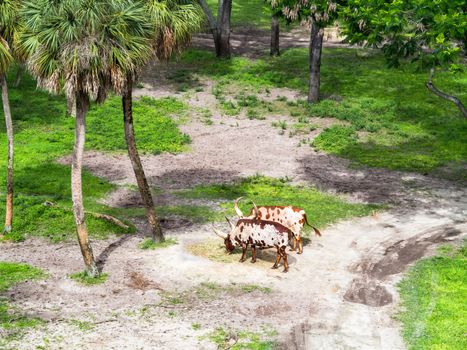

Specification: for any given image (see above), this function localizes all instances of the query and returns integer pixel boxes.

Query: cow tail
[303,213,321,237]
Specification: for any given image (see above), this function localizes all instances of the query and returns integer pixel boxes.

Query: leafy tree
[268,0,340,102]
[122,0,203,243]
[19,0,157,276]
[198,0,232,58]
[0,0,21,234]
[342,0,466,118]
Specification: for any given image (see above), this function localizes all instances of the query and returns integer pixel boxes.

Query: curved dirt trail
[2,69,466,348]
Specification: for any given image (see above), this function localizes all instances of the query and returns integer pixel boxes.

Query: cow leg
[250,245,257,263]
[289,237,297,251]
[281,246,289,272]
[272,246,282,269]
[239,242,248,262]
[297,236,303,254]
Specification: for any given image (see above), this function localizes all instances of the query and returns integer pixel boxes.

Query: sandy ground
[2,33,467,350]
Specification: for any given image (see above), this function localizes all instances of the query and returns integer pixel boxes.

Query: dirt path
[2,62,467,349]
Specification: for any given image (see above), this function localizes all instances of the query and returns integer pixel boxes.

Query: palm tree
[0,0,20,234]
[120,0,203,243]
[19,0,156,276]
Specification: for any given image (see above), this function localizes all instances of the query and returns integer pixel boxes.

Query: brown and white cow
[213,217,292,272]
[233,197,321,254]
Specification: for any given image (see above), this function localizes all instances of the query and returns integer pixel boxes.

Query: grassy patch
[0,69,189,242]
[206,0,273,30]
[397,243,467,350]
[69,271,108,285]
[177,48,467,177]
[207,326,278,350]
[68,319,95,332]
[0,262,45,343]
[178,176,379,229]
[138,238,177,250]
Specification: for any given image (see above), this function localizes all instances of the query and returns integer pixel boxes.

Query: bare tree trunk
[198,0,232,58]
[270,15,280,56]
[1,75,13,233]
[308,21,324,103]
[216,0,232,58]
[67,95,76,118]
[73,91,98,277]
[13,65,23,88]
[122,78,164,242]
[426,68,467,118]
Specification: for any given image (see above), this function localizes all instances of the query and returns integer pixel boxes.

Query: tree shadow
[96,233,135,271]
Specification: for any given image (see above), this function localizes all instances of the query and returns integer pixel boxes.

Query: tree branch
[426,68,467,118]
[198,0,217,31]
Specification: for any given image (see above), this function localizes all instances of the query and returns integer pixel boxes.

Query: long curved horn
[225,216,235,230]
[234,197,245,218]
[212,226,227,239]
[251,201,259,218]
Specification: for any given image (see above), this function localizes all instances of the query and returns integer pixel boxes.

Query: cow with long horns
[233,197,321,254]
[213,215,292,272]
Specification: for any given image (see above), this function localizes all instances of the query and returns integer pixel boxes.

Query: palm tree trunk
[308,20,324,103]
[13,65,24,88]
[72,90,98,277]
[270,15,280,56]
[1,74,13,233]
[67,95,76,118]
[122,78,164,242]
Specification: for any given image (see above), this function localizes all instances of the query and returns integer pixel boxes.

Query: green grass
[69,271,109,285]
[397,243,467,350]
[177,175,379,230]
[208,327,278,350]
[0,262,45,343]
[177,48,467,177]
[138,237,177,250]
[206,0,273,30]
[0,68,190,242]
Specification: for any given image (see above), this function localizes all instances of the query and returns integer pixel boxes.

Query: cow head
[212,217,236,253]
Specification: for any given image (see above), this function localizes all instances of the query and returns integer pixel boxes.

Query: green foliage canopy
[342,0,466,68]
[267,0,340,28]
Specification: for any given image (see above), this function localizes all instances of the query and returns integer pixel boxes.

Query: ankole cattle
[213,217,292,272]
[234,197,321,254]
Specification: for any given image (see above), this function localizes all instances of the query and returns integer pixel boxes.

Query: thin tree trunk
[1,75,13,233]
[308,20,324,103]
[426,68,467,118]
[67,95,76,118]
[72,91,98,277]
[270,15,280,56]
[13,65,24,88]
[216,0,232,58]
[122,78,164,242]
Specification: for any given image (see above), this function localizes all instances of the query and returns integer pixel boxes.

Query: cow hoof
[289,248,296,252]
[283,269,288,273]
[250,259,256,263]
[239,259,246,263]
[297,251,302,255]
[271,265,278,269]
